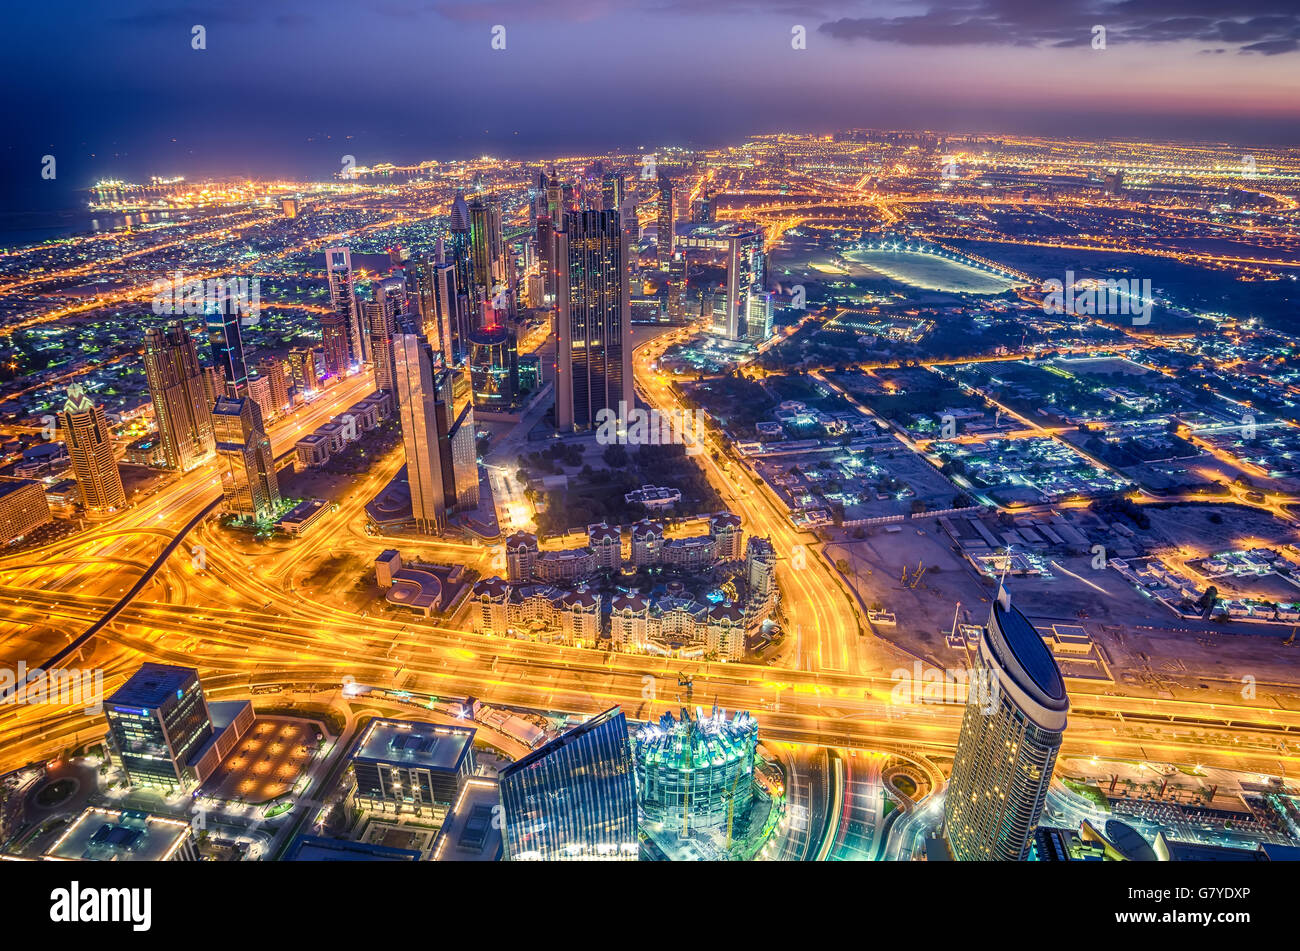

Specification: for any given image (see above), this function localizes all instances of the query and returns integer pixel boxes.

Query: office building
[349,718,477,818]
[469,195,505,297]
[666,253,688,322]
[0,478,52,544]
[393,323,478,533]
[45,807,197,862]
[104,663,214,789]
[602,171,624,213]
[719,228,765,341]
[498,706,639,860]
[657,173,675,266]
[60,384,126,513]
[467,324,519,411]
[555,209,632,431]
[320,312,351,377]
[325,246,363,363]
[205,302,248,398]
[142,321,214,471]
[212,396,280,521]
[944,586,1069,861]
[254,357,291,415]
[289,347,321,393]
[365,299,398,393]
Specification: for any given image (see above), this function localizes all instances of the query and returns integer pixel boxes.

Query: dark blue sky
[4,0,1299,214]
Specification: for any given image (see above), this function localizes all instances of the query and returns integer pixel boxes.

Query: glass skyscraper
[555,209,631,431]
[104,663,214,789]
[498,707,638,861]
[944,587,1069,861]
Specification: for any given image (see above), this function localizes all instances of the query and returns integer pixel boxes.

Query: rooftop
[351,718,475,772]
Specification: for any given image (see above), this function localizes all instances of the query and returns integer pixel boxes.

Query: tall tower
[365,299,398,393]
[944,586,1069,861]
[392,322,477,533]
[468,195,505,299]
[60,384,126,513]
[325,246,363,364]
[143,321,214,471]
[555,209,632,431]
[212,396,279,521]
[448,192,474,326]
[320,312,350,378]
[602,172,625,213]
[666,253,688,323]
[498,707,638,861]
[657,173,675,267]
[205,302,248,399]
[721,228,764,341]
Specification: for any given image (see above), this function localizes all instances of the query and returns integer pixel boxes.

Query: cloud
[815,0,1300,55]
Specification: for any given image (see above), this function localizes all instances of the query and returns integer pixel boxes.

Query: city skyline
[2,0,1300,915]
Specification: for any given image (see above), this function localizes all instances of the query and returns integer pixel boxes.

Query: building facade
[944,587,1069,861]
[498,707,639,861]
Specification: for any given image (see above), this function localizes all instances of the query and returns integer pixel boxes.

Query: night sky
[4,0,1300,214]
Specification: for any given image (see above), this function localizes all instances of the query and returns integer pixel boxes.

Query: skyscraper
[325,246,363,363]
[60,384,126,513]
[657,172,675,266]
[666,253,688,323]
[555,209,632,431]
[205,302,248,399]
[393,322,478,534]
[468,195,505,297]
[944,586,1069,861]
[448,192,474,322]
[212,396,280,521]
[365,299,398,393]
[143,321,214,471]
[602,171,625,213]
[719,228,765,341]
[498,706,638,861]
[320,312,350,378]
[104,663,213,789]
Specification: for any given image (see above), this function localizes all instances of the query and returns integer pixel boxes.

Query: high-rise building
[205,302,248,399]
[325,246,363,363]
[719,228,765,341]
[60,384,126,513]
[498,706,638,861]
[365,300,398,393]
[255,357,291,415]
[0,478,53,544]
[467,324,519,411]
[468,195,505,297]
[448,192,474,321]
[536,215,556,307]
[212,396,280,521]
[143,321,214,471]
[320,312,351,378]
[944,586,1069,861]
[555,210,632,431]
[104,663,214,789]
[657,173,675,266]
[393,323,478,534]
[288,348,321,393]
[666,253,688,322]
[602,171,625,213]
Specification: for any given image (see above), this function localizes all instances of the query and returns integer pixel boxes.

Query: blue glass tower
[498,707,638,860]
